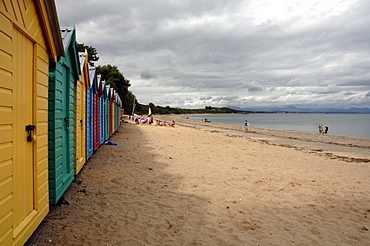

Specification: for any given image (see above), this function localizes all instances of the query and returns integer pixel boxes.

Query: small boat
[202,118,211,123]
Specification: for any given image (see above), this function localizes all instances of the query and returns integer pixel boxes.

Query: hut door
[79,85,85,162]
[13,28,36,235]
[86,89,93,159]
[62,65,71,178]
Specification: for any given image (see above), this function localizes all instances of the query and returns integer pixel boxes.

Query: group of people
[155,120,176,127]
[126,115,154,125]
[318,124,329,134]
[126,115,176,127]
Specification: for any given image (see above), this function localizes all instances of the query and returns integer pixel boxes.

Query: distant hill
[228,106,370,114]
[135,104,244,115]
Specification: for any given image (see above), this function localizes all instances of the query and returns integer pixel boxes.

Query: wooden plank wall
[0,1,51,245]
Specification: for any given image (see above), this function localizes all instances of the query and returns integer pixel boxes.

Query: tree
[76,42,99,66]
[97,65,133,113]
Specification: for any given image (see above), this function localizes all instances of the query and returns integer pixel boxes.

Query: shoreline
[168,113,370,139]
[155,114,370,162]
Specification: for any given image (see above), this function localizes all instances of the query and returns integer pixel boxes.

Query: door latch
[25,125,36,142]
[64,117,69,127]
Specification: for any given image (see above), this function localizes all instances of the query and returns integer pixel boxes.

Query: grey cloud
[316,84,342,94]
[140,70,158,80]
[342,92,356,96]
[211,95,239,102]
[237,81,265,92]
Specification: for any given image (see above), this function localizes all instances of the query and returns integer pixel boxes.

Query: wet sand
[26,117,370,245]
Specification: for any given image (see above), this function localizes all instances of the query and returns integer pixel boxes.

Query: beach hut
[75,51,89,174]
[0,1,64,245]
[99,80,106,145]
[117,96,122,124]
[93,74,101,151]
[48,25,81,205]
[117,95,122,126]
[119,97,123,120]
[86,67,96,160]
[116,93,122,130]
[104,84,111,141]
[114,91,119,131]
[109,88,115,136]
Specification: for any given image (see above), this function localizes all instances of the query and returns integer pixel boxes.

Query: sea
[187,113,370,139]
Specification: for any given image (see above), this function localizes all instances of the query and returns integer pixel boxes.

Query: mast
[131,99,136,115]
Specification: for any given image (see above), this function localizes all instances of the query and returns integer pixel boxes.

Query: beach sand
[26,117,370,245]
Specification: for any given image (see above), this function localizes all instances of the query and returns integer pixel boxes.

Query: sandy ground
[26,117,370,246]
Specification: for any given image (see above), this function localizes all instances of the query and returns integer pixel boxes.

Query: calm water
[188,113,370,139]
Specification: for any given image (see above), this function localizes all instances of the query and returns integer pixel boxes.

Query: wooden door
[75,79,85,174]
[79,82,85,168]
[86,88,93,159]
[13,27,36,235]
[62,65,71,181]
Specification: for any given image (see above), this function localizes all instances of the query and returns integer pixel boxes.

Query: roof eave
[42,0,65,60]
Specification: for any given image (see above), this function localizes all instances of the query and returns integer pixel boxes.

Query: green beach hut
[48,25,81,205]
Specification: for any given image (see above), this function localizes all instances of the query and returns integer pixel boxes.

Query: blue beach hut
[86,66,96,160]
[100,80,106,145]
[93,74,101,151]
[109,87,114,136]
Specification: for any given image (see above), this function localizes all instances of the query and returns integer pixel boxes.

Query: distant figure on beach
[244,120,249,132]
[156,120,163,126]
[318,124,323,134]
[317,124,328,134]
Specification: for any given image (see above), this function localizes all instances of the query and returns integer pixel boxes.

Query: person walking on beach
[244,120,249,132]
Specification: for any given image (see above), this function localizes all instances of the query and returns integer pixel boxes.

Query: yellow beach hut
[75,51,90,174]
[0,0,64,245]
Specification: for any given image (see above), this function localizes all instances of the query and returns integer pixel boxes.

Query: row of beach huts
[0,1,123,245]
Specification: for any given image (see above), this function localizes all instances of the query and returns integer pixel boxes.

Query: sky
[55,0,370,109]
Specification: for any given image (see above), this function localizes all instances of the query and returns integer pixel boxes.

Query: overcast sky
[55,0,370,109]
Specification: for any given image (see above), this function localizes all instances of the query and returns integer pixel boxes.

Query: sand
[26,116,370,246]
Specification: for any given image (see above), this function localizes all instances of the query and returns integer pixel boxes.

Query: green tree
[76,42,99,66]
[97,65,133,113]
